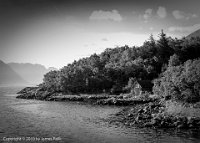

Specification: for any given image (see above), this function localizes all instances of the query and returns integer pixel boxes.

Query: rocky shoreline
[17,86,200,130]
[16,86,156,106]
[108,101,200,129]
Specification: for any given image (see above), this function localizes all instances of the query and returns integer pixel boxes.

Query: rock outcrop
[110,102,200,129]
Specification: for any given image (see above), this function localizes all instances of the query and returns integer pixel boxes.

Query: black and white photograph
[0,0,200,142]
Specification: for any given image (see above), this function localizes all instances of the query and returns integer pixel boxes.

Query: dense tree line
[153,58,200,103]
[40,30,200,102]
[153,36,200,103]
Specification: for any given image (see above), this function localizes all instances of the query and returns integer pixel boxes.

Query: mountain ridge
[186,29,200,39]
[0,60,27,86]
[8,62,57,84]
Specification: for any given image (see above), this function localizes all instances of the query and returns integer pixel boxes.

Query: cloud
[141,7,167,22]
[101,38,108,41]
[140,8,153,23]
[168,23,200,33]
[172,10,198,20]
[89,10,122,22]
[192,14,198,18]
[149,27,154,30]
[172,10,185,19]
[143,8,153,21]
[157,6,167,18]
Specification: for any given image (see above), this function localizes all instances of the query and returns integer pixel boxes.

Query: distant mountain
[47,67,58,72]
[186,29,200,39]
[0,60,27,86]
[8,63,57,85]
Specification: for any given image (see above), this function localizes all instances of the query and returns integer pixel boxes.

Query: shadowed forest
[41,30,200,103]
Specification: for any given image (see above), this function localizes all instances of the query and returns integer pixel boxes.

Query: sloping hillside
[0,60,27,86]
[187,29,200,39]
[8,63,57,84]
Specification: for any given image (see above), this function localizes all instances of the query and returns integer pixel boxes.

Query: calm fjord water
[0,86,200,143]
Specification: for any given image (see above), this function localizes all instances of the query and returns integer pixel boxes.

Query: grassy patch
[165,101,200,117]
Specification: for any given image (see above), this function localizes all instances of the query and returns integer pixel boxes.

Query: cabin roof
[136,80,153,91]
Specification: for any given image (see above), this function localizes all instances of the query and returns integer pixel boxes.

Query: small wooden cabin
[132,80,153,96]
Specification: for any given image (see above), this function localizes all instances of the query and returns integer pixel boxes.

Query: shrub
[153,58,200,103]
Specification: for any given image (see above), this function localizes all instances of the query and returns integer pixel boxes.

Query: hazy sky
[1,0,200,68]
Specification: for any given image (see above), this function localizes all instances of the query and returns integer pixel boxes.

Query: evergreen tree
[156,30,174,64]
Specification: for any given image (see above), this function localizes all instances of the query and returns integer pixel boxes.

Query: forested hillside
[40,30,200,102]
